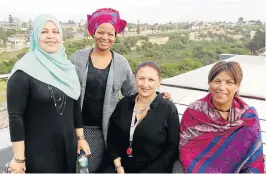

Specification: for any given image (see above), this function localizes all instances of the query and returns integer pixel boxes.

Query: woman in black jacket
[106,61,180,173]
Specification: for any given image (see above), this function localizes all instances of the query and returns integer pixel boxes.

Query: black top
[7,70,82,173]
[82,54,112,126]
[107,93,180,173]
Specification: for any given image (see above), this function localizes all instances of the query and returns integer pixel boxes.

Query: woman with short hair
[179,61,264,173]
[106,61,180,173]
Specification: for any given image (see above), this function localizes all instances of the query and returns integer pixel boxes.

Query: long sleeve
[107,100,123,161]
[120,61,137,96]
[74,97,83,128]
[7,70,30,142]
[142,105,180,173]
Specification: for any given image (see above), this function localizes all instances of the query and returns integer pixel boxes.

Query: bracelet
[77,135,85,140]
[14,157,26,163]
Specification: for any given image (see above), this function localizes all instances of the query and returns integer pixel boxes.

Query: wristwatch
[77,135,85,140]
[14,157,26,163]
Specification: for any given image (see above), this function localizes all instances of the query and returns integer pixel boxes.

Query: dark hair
[135,61,161,79]
[208,61,243,85]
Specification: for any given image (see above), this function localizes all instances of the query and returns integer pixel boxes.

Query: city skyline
[1,0,265,24]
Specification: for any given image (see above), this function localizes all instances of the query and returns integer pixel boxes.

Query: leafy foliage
[247,30,265,54]
[0,28,260,77]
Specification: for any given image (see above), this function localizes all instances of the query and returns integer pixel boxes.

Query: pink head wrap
[87,8,127,36]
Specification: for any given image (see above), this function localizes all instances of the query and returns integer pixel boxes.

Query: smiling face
[209,71,240,108]
[39,21,61,53]
[135,66,161,98]
[94,23,116,51]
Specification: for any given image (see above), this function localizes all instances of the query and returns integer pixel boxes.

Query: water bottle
[77,150,89,173]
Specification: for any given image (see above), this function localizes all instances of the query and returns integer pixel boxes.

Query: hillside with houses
[0,15,264,78]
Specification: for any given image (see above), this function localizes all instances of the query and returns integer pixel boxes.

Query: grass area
[0,80,7,103]
[0,47,28,61]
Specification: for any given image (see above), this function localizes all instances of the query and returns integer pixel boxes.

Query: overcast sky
[1,0,265,24]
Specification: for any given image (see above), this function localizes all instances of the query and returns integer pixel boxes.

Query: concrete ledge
[0,128,11,149]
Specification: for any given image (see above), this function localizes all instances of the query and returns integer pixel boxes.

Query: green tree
[0,28,7,46]
[137,20,140,35]
[0,62,9,74]
[4,58,18,71]
[9,14,14,23]
[124,37,138,48]
[27,23,33,32]
[151,24,157,34]
[178,58,203,73]
[62,28,74,40]
[112,43,130,55]
[141,41,153,51]
[6,29,16,37]
[21,22,27,28]
[139,36,149,42]
[238,17,244,25]
[256,20,262,25]
[127,58,139,73]
[247,30,265,54]
[192,46,206,59]
[16,52,27,59]
[198,21,203,29]
[160,63,180,78]
[115,37,121,43]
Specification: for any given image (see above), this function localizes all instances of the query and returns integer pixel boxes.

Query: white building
[8,34,29,47]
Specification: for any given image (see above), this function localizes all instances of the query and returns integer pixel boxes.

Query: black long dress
[7,70,82,173]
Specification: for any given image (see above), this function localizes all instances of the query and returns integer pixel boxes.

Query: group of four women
[6,8,264,173]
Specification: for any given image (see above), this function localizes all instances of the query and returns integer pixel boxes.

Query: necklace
[214,107,230,112]
[135,96,151,115]
[136,106,149,115]
[126,95,156,158]
[47,85,66,115]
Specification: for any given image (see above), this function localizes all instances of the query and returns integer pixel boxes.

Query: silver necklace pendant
[138,108,147,115]
[47,85,67,115]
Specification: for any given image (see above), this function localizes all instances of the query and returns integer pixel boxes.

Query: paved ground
[0,128,12,172]
[0,146,12,172]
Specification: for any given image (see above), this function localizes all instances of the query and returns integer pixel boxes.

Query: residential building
[7,34,29,47]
